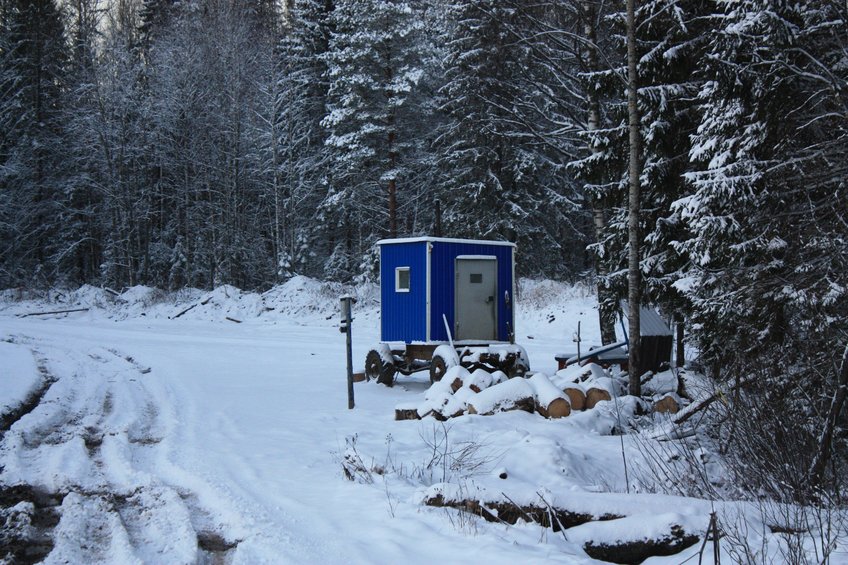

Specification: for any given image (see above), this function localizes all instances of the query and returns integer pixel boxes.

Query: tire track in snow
[0,343,57,441]
[0,339,240,563]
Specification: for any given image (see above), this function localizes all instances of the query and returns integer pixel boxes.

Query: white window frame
[395,266,411,293]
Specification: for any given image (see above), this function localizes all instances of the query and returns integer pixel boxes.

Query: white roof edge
[376,236,516,248]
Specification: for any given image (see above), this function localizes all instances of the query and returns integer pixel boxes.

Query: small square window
[395,267,410,292]
[470,273,483,284]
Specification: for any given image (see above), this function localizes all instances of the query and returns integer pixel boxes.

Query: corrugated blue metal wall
[380,241,427,342]
[429,240,514,342]
[379,238,515,344]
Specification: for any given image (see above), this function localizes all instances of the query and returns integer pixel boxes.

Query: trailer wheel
[430,345,460,383]
[508,360,529,378]
[366,349,396,387]
[430,354,448,383]
[507,345,530,378]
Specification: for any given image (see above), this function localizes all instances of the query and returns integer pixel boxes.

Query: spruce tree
[0,0,67,286]
[678,0,848,498]
[271,0,334,279]
[321,0,426,279]
[436,0,583,277]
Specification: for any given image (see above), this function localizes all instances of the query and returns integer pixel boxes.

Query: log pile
[395,363,688,421]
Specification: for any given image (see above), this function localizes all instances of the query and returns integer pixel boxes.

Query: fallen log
[418,379,454,419]
[670,375,757,425]
[653,394,680,414]
[582,523,699,564]
[439,387,475,419]
[464,368,494,393]
[102,287,121,297]
[466,378,535,416]
[170,303,197,319]
[447,366,471,393]
[394,403,421,421]
[225,317,242,324]
[17,308,89,318]
[423,493,623,531]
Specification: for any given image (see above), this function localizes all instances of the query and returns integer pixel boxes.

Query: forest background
[2,0,848,507]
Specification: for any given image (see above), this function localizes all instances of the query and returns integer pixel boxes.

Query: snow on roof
[376,236,516,247]
[620,300,673,336]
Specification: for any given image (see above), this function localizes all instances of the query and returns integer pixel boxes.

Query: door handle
[486,296,494,304]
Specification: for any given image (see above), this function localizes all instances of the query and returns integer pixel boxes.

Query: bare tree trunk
[386,55,398,239]
[388,174,397,237]
[583,4,618,345]
[626,0,642,395]
[807,344,848,488]
[675,313,685,368]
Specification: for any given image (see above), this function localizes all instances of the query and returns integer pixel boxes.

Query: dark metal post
[576,321,582,363]
[340,296,356,409]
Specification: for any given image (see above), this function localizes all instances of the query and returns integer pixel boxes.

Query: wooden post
[340,296,356,409]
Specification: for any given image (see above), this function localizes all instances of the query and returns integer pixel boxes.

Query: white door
[455,257,497,341]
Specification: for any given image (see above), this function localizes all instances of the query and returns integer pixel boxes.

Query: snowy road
[3,283,847,564]
[1,315,588,564]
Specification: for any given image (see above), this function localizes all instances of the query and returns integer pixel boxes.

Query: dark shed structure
[623,302,674,373]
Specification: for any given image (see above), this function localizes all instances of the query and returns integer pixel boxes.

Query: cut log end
[653,395,680,414]
[585,388,611,409]
[563,387,586,411]
[545,397,571,418]
[538,397,571,419]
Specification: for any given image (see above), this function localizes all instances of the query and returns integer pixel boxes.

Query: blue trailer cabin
[377,237,516,344]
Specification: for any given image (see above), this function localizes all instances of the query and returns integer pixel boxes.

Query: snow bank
[0,276,379,326]
[0,341,43,416]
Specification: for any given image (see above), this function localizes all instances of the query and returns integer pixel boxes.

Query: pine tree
[85,0,151,288]
[575,0,712,353]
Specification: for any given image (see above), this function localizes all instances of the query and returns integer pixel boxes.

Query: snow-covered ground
[0,279,844,564]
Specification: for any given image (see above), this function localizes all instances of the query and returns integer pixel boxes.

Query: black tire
[507,359,529,379]
[365,349,396,387]
[430,354,448,383]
